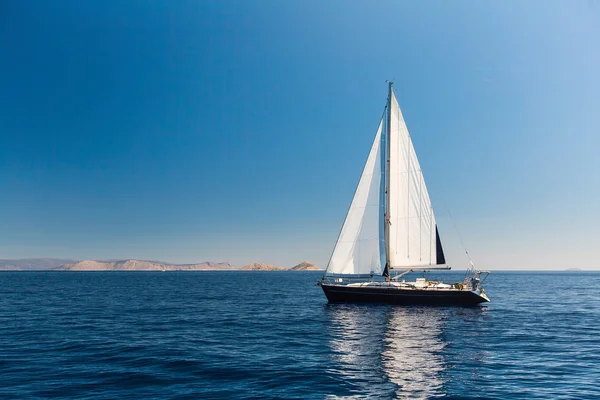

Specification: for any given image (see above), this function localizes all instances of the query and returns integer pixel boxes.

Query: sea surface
[1,271,599,399]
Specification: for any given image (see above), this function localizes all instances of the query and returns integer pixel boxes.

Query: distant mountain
[240,262,286,271]
[290,261,323,271]
[0,258,78,271]
[0,258,323,272]
[56,260,236,271]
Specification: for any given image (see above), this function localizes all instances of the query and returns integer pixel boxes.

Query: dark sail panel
[383,262,390,279]
[435,226,446,265]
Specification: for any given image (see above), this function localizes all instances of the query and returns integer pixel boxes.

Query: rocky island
[290,261,323,271]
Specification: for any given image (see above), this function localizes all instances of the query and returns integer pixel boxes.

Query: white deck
[346,278,460,291]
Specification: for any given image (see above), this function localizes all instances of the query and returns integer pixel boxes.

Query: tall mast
[384,82,393,281]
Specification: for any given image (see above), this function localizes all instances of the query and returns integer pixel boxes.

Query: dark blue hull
[320,283,489,306]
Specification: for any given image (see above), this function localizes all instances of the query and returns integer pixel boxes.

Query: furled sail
[387,91,445,267]
[326,119,385,275]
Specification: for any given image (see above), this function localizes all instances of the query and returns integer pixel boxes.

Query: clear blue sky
[1,1,599,269]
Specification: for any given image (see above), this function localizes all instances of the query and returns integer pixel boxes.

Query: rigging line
[441,195,475,271]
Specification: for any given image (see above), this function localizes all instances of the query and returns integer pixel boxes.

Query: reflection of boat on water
[327,304,450,398]
[327,305,396,398]
[383,307,446,399]
[319,83,489,305]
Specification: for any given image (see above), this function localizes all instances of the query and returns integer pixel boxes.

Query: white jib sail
[388,91,438,267]
[326,119,385,275]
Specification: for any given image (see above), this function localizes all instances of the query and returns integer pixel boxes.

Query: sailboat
[319,83,490,305]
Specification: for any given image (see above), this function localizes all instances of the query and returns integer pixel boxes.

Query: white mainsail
[326,119,385,275]
[387,90,443,268]
[326,85,445,277]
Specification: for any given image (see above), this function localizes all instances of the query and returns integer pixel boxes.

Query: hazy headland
[0,259,323,272]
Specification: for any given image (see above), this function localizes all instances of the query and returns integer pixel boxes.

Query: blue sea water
[1,271,599,399]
